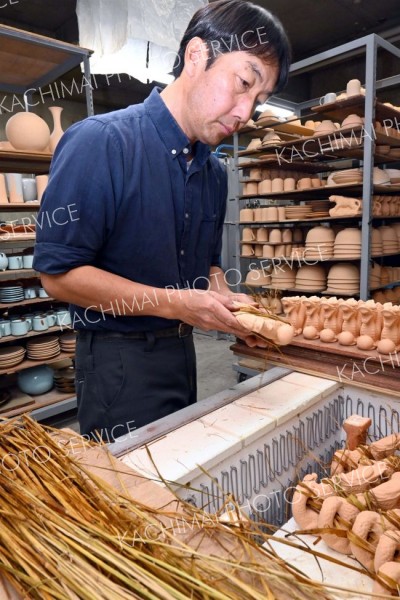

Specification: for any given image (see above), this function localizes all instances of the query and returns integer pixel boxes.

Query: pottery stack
[271,264,297,289]
[333,228,362,258]
[326,263,360,295]
[295,264,327,291]
[305,226,335,259]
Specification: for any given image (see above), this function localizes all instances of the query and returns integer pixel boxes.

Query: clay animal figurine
[317,496,359,554]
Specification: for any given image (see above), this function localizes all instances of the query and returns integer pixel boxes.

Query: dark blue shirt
[33,88,227,332]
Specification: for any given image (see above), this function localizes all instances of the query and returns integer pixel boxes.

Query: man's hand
[172,289,268,347]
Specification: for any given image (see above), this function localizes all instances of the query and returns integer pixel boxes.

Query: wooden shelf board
[240,182,400,200]
[0,202,40,210]
[0,350,75,375]
[0,268,39,281]
[0,150,51,174]
[238,160,332,172]
[311,96,400,125]
[0,296,56,309]
[0,388,76,419]
[0,324,73,346]
[239,216,363,224]
[230,340,400,397]
[0,234,35,243]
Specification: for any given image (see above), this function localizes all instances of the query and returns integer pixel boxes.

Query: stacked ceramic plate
[295,264,327,291]
[305,226,335,259]
[0,346,25,369]
[371,228,383,256]
[326,263,360,295]
[271,264,297,289]
[26,336,60,361]
[309,200,331,218]
[59,333,76,353]
[329,169,362,186]
[0,285,24,303]
[285,206,313,220]
[333,228,362,258]
[379,225,399,254]
[53,366,75,394]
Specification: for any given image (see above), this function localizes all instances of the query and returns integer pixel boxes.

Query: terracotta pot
[6,112,50,152]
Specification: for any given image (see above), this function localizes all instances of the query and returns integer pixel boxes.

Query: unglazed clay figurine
[328,195,362,217]
[381,303,400,347]
[330,461,389,495]
[339,298,360,338]
[343,415,372,450]
[359,300,382,341]
[302,296,324,333]
[317,496,359,554]
[320,297,343,334]
[234,310,294,345]
[350,511,398,571]
[372,561,400,597]
[374,530,400,573]
[370,434,400,460]
[330,448,367,475]
[292,473,335,530]
[281,296,306,335]
[359,472,400,511]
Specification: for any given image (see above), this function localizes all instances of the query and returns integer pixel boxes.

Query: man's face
[185,47,278,145]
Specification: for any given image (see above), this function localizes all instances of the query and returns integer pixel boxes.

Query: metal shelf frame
[233,34,400,301]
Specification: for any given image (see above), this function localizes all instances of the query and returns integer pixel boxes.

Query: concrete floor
[47,332,238,431]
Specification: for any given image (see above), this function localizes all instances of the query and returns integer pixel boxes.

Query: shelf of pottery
[0,22,94,419]
[236,80,400,309]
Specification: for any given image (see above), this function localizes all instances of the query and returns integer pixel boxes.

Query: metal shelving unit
[232,33,400,302]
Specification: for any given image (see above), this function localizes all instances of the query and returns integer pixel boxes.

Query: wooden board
[230,340,400,396]
[0,387,34,414]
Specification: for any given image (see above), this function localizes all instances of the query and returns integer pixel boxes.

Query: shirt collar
[144,87,210,167]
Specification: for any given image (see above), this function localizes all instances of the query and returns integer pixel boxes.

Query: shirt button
[180,249,185,255]
[183,148,189,154]
[185,213,189,219]
[171,149,177,155]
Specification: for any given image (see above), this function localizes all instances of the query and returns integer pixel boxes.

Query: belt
[78,322,193,340]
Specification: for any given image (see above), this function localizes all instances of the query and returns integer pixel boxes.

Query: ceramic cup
[242,227,255,242]
[264,206,278,221]
[258,179,272,194]
[254,245,263,257]
[283,178,296,191]
[5,173,24,203]
[24,287,37,299]
[253,208,263,221]
[23,315,33,331]
[22,178,37,202]
[0,319,11,336]
[262,245,274,258]
[319,92,337,105]
[278,207,286,221]
[297,177,311,190]
[0,174,8,203]
[8,255,23,269]
[10,318,29,336]
[271,178,284,193]
[56,310,72,327]
[346,79,361,97]
[22,254,34,269]
[38,287,49,298]
[33,315,49,331]
[46,312,57,327]
[36,175,49,203]
[0,252,8,271]
[239,208,253,222]
[256,228,268,242]
[242,244,255,256]
[274,244,286,257]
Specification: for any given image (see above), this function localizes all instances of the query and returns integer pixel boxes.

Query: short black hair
[173,0,291,94]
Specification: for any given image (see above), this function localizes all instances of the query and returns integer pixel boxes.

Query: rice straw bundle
[0,416,358,599]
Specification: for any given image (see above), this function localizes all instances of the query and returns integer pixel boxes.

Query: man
[33,0,291,441]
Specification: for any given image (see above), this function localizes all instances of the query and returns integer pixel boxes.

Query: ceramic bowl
[327,263,360,280]
[306,226,335,244]
[269,229,282,244]
[341,114,363,129]
[314,120,336,134]
[296,264,326,281]
[334,228,362,245]
[17,365,54,396]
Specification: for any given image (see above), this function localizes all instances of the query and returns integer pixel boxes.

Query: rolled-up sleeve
[33,118,123,274]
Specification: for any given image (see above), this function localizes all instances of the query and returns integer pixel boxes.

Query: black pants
[75,330,197,442]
